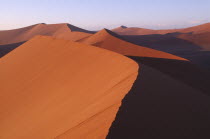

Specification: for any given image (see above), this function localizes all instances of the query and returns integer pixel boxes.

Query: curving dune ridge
[0,23,93,45]
[1,22,210,139]
[0,23,94,58]
[112,23,210,35]
[0,36,138,139]
[79,29,187,61]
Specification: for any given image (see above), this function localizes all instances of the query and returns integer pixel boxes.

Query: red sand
[112,23,210,35]
[178,32,210,51]
[0,22,210,139]
[79,29,187,61]
[0,36,138,139]
[0,23,92,45]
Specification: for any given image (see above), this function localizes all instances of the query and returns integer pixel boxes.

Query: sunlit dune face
[0,36,138,139]
[79,29,187,61]
[0,23,93,45]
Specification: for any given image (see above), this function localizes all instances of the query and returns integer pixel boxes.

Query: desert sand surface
[78,29,187,61]
[0,23,93,45]
[178,32,210,51]
[112,23,210,35]
[116,23,210,70]
[0,36,138,139]
[1,22,210,139]
[108,62,210,139]
[0,23,93,57]
[122,34,210,69]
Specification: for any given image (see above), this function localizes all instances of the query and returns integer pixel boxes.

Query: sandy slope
[116,23,210,70]
[79,29,187,61]
[0,36,138,139]
[108,63,210,139]
[178,32,210,51]
[0,23,93,58]
[112,23,210,35]
[1,23,210,139]
[0,23,93,45]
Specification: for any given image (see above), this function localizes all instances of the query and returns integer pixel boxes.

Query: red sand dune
[178,32,210,51]
[0,36,138,139]
[79,29,187,61]
[0,23,93,58]
[108,60,210,139]
[112,26,163,35]
[112,23,210,35]
[114,23,210,70]
[1,23,210,139]
[0,23,93,45]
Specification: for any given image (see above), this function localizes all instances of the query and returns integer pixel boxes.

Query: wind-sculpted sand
[79,29,187,61]
[112,23,210,35]
[0,36,138,139]
[1,22,210,139]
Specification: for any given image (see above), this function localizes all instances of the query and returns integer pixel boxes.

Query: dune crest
[79,29,187,61]
[0,36,138,139]
[177,32,210,51]
[0,23,93,45]
[112,22,210,35]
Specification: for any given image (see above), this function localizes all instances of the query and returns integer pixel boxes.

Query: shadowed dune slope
[0,36,138,139]
[112,26,163,35]
[121,32,210,70]
[79,29,187,61]
[107,57,210,139]
[0,23,93,45]
[178,32,210,51]
[0,23,93,57]
[112,23,210,35]
[0,42,25,57]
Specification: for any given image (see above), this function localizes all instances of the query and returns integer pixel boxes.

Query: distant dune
[78,28,187,61]
[112,23,210,35]
[0,23,94,57]
[1,22,210,139]
[108,59,210,139]
[0,23,93,45]
[0,36,138,139]
[178,32,210,51]
[114,23,210,69]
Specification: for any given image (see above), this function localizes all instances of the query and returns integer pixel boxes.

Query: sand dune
[1,22,210,139]
[178,32,210,51]
[179,23,210,34]
[112,23,210,35]
[79,29,187,61]
[0,23,94,57]
[112,26,163,35]
[0,36,138,139]
[0,42,25,58]
[0,23,93,45]
[108,57,210,139]
[121,34,210,70]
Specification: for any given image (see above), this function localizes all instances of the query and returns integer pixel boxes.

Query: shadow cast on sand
[107,57,210,139]
[122,34,210,70]
[129,57,210,95]
[122,34,202,53]
[67,24,96,34]
[0,42,25,58]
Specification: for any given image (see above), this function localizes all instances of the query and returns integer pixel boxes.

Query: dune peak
[120,25,127,29]
[0,35,139,139]
[66,23,95,34]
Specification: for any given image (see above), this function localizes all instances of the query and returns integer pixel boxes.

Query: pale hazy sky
[0,0,210,30]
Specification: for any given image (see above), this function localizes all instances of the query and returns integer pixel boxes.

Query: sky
[0,0,210,30]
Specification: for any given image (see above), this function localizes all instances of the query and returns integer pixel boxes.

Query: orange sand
[0,36,138,139]
[79,29,187,61]
[178,32,210,51]
[112,23,210,35]
[0,23,92,45]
